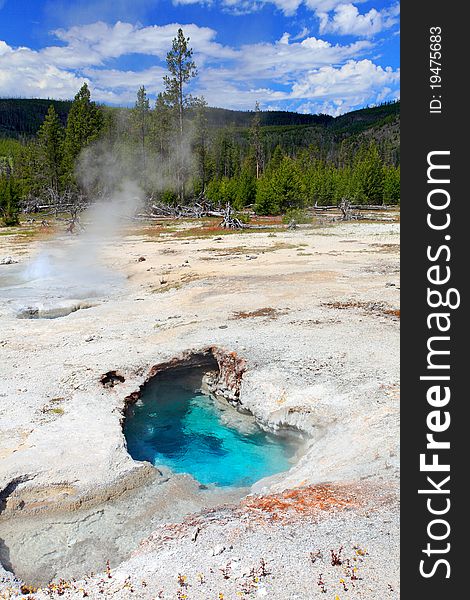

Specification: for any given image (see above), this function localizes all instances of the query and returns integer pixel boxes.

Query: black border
[401,2,467,596]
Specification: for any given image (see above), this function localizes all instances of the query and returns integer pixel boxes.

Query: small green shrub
[282,208,313,224]
[160,189,178,205]
[233,212,250,224]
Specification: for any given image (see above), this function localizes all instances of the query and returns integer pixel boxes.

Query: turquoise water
[124,372,297,487]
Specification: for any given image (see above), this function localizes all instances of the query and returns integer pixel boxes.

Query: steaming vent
[1,180,143,322]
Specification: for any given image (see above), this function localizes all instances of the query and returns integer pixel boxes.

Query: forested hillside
[0,99,72,138]
[0,96,398,149]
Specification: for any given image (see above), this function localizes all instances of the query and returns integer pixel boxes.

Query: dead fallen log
[311,204,398,211]
[350,204,397,210]
[151,205,177,215]
[150,202,231,220]
[150,205,207,218]
[32,203,77,210]
[132,214,163,221]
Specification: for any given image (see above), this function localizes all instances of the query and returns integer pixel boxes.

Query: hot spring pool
[124,371,298,487]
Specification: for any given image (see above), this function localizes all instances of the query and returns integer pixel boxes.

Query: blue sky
[0,0,400,115]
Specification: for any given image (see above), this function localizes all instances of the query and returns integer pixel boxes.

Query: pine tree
[274,157,304,212]
[164,28,197,138]
[266,145,285,175]
[62,83,103,183]
[352,143,384,204]
[233,168,256,209]
[255,157,304,215]
[163,28,198,201]
[37,104,65,194]
[383,165,400,204]
[205,178,224,204]
[255,174,277,215]
[15,142,42,200]
[131,86,150,173]
[309,161,336,206]
[250,101,263,179]
[152,92,172,156]
[0,176,20,226]
[213,127,237,179]
[333,167,353,204]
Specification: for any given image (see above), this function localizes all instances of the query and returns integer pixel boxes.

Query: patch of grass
[200,242,298,256]
[323,300,400,319]
[42,406,65,416]
[370,243,400,253]
[0,222,57,241]
[230,307,289,320]
[151,273,200,294]
[200,245,250,255]
[137,220,288,241]
[152,281,184,294]
[172,226,241,239]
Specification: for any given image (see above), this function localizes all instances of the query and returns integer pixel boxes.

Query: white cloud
[84,67,166,90]
[304,0,356,11]
[291,59,399,97]
[191,34,397,111]
[267,0,303,14]
[0,42,90,100]
[319,3,399,37]
[168,0,401,44]
[291,27,311,40]
[0,20,398,114]
[52,21,237,65]
[198,0,398,32]
[0,22,236,102]
[0,40,11,55]
[172,0,364,17]
[83,66,168,104]
[234,34,373,83]
[290,59,399,113]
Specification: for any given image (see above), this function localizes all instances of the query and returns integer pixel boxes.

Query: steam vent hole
[124,360,297,487]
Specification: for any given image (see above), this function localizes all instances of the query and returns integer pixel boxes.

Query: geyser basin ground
[0,216,400,597]
[124,369,298,487]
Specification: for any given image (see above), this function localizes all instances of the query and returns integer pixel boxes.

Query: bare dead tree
[66,191,87,233]
[21,194,41,214]
[44,186,62,217]
[220,203,244,229]
[339,197,353,221]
